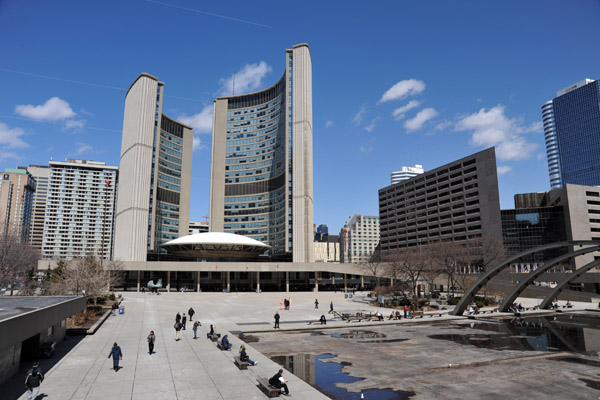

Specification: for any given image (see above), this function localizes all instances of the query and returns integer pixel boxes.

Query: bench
[234,356,249,370]
[208,333,220,342]
[428,313,443,318]
[216,343,230,351]
[411,311,424,318]
[257,377,281,397]
[307,320,326,325]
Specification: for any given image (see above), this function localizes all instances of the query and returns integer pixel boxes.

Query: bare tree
[467,235,506,272]
[45,254,122,303]
[0,230,40,295]
[428,240,467,296]
[385,247,431,298]
[360,247,384,288]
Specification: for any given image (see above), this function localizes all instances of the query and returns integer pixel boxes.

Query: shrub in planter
[447,297,461,305]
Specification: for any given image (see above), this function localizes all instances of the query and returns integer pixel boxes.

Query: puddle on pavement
[553,356,600,368]
[330,330,387,339]
[579,378,600,390]
[429,313,600,356]
[271,353,415,399]
[240,334,259,343]
[358,339,409,344]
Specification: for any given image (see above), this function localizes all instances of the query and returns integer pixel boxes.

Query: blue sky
[1,0,599,234]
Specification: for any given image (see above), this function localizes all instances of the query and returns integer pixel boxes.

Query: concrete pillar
[391,277,394,288]
[314,271,319,292]
[286,271,289,292]
[137,271,140,292]
[227,271,231,293]
[167,271,171,292]
[256,271,260,292]
[197,271,200,292]
[361,275,364,289]
[344,273,347,292]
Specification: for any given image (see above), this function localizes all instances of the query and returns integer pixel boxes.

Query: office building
[391,164,424,184]
[378,148,502,256]
[542,79,600,189]
[340,214,380,263]
[25,165,50,249]
[210,44,314,262]
[314,234,340,263]
[315,224,328,242]
[42,160,117,260]
[0,168,36,241]
[189,221,209,235]
[114,73,193,262]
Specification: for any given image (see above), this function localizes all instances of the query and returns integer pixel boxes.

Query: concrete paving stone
[132,378,176,394]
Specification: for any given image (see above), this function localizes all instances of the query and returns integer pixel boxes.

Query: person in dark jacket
[269,369,289,395]
[188,307,195,321]
[108,342,122,371]
[221,334,232,350]
[176,312,181,324]
[320,314,327,325]
[240,345,257,366]
[274,311,280,329]
[207,324,215,339]
[112,303,118,316]
[182,313,187,330]
[174,321,182,341]
[25,362,44,400]
[329,301,334,314]
[147,331,155,354]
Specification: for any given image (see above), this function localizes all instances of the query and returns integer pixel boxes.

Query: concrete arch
[539,257,600,309]
[450,240,598,316]
[499,245,600,312]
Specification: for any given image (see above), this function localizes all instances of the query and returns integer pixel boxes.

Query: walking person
[182,313,187,330]
[269,369,290,395]
[175,312,181,324]
[108,342,123,371]
[147,331,155,354]
[188,307,195,321]
[274,311,280,329]
[192,321,199,339]
[315,299,319,309]
[24,363,44,400]
[174,321,182,341]
[329,301,334,314]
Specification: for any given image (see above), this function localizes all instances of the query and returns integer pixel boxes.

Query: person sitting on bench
[207,324,215,339]
[395,310,401,320]
[319,314,327,325]
[221,334,231,350]
[269,369,290,395]
[240,345,257,366]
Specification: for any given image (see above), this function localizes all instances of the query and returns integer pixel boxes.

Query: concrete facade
[379,147,502,255]
[210,44,313,263]
[0,168,36,241]
[42,160,118,260]
[339,214,380,263]
[24,165,50,250]
[114,73,193,262]
[0,296,85,386]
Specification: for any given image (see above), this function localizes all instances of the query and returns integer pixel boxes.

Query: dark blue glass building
[543,79,600,188]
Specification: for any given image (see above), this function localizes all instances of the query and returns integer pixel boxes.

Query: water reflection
[272,353,415,399]
[430,313,600,356]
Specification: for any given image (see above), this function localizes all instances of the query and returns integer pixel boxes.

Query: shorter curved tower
[542,100,561,189]
[210,44,313,262]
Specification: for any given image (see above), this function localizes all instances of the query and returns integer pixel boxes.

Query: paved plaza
[4,291,598,399]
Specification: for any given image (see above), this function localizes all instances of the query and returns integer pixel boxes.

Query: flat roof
[0,296,81,322]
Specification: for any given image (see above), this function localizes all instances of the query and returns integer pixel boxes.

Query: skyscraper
[542,79,600,189]
[390,164,424,184]
[25,165,50,249]
[210,44,314,262]
[0,168,36,241]
[114,73,193,262]
[42,160,117,260]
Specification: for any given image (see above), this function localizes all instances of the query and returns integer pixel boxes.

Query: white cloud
[0,122,29,149]
[434,120,452,131]
[325,120,333,129]
[392,100,421,120]
[0,151,20,163]
[73,143,92,156]
[352,105,367,125]
[497,165,512,175]
[193,136,208,151]
[360,145,373,152]
[454,105,540,161]
[404,108,438,131]
[364,118,378,132]
[178,105,213,134]
[15,97,76,121]
[63,119,86,131]
[219,61,272,96]
[379,79,425,104]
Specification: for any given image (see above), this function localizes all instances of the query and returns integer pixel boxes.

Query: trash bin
[119,306,124,314]
[344,294,348,299]
[349,294,353,299]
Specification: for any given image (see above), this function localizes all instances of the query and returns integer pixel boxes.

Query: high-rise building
[25,165,50,249]
[114,73,193,262]
[339,214,380,263]
[379,148,502,256]
[315,224,328,242]
[0,168,36,241]
[542,79,600,189]
[42,160,118,260]
[210,44,314,262]
[189,221,209,235]
[391,164,424,184]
